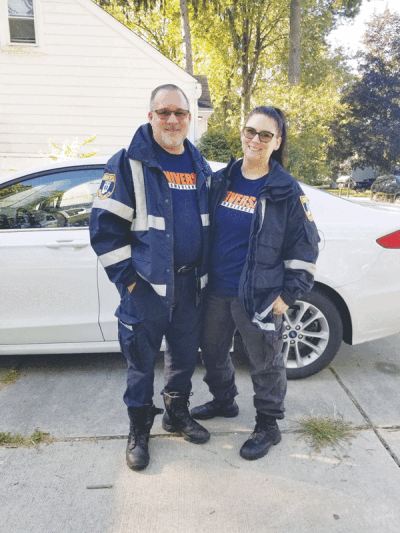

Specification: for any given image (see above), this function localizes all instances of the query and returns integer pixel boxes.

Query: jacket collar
[218,157,295,202]
[261,159,296,201]
[127,124,209,176]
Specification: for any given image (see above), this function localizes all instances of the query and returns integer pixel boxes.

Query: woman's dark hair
[245,106,287,167]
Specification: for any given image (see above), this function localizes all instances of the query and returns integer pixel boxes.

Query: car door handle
[45,240,89,249]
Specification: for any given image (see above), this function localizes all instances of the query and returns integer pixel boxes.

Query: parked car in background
[371,175,400,203]
[1,158,400,379]
[353,177,376,192]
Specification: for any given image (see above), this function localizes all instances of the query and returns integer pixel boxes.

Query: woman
[191,106,320,460]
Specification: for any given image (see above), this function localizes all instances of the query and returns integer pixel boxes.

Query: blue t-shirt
[154,142,202,268]
[210,167,266,295]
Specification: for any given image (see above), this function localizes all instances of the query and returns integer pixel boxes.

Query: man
[90,84,211,471]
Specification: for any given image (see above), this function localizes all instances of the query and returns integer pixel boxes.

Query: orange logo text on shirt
[221,190,257,213]
[163,172,197,190]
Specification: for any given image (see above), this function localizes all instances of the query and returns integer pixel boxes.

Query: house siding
[0,0,200,176]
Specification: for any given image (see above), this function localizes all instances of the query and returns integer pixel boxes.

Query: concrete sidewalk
[1,333,400,533]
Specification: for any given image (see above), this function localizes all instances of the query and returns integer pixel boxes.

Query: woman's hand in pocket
[273,295,289,315]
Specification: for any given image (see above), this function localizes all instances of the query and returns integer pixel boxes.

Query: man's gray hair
[149,84,190,111]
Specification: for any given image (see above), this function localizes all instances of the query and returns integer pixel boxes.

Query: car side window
[0,167,104,230]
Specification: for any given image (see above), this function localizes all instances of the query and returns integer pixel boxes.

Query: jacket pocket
[262,313,284,361]
[256,232,284,267]
[116,279,146,323]
[118,319,144,368]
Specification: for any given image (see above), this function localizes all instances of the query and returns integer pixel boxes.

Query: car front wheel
[282,288,343,380]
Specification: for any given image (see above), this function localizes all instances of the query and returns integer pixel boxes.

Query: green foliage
[197,117,242,162]
[297,413,356,452]
[191,0,356,182]
[94,0,185,65]
[272,79,345,183]
[0,429,51,447]
[94,0,362,183]
[197,131,233,163]
[0,367,21,386]
[328,9,400,174]
[0,432,25,446]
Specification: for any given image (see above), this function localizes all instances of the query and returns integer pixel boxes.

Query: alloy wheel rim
[282,301,330,369]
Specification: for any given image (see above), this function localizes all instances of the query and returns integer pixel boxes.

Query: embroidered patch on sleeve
[97,173,116,199]
[300,196,314,221]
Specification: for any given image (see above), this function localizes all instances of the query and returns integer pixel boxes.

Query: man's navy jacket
[89,124,212,308]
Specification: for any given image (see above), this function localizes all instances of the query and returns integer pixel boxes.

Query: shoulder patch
[299,196,313,222]
[97,173,116,199]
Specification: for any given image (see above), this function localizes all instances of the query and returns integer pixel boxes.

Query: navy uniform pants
[200,291,287,419]
[116,272,202,408]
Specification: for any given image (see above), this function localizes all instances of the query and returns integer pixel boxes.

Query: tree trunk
[289,0,301,85]
[240,15,251,120]
[241,85,251,120]
[180,0,193,75]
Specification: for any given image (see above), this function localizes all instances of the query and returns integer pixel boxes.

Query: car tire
[282,288,343,380]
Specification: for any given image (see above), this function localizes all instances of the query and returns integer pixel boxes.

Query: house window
[8,0,36,44]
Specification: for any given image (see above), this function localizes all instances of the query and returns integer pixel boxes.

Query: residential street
[1,333,400,533]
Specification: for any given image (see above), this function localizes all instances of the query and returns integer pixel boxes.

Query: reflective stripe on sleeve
[136,274,166,297]
[252,317,276,331]
[253,303,274,321]
[150,283,167,297]
[200,274,208,289]
[148,215,165,231]
[92,197,134,222]
[201,214,210,226]
[99,245,131,268]
[284,260,316,276]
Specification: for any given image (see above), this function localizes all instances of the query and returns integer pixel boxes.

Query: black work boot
[239,412,281,461]
[126,404,163,471]
[190,398,239,420]
[162,391,210,444]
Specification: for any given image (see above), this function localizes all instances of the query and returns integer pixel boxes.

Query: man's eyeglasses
[243,127,275,143]
[154,109,190,119]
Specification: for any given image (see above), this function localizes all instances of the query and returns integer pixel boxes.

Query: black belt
[175,263,196,275]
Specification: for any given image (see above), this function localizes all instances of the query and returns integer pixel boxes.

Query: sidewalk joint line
[329,366,400,468]
[3,425,389,448]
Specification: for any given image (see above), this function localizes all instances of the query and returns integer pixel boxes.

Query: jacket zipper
[241,192,269,316]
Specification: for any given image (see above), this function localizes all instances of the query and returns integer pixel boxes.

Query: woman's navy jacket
[210,158,320,332]
[89,124,212,307]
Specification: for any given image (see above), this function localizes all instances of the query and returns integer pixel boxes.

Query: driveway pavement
[1,333,400,533]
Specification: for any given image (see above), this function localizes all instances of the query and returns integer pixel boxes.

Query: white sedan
[1,158,399,379]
